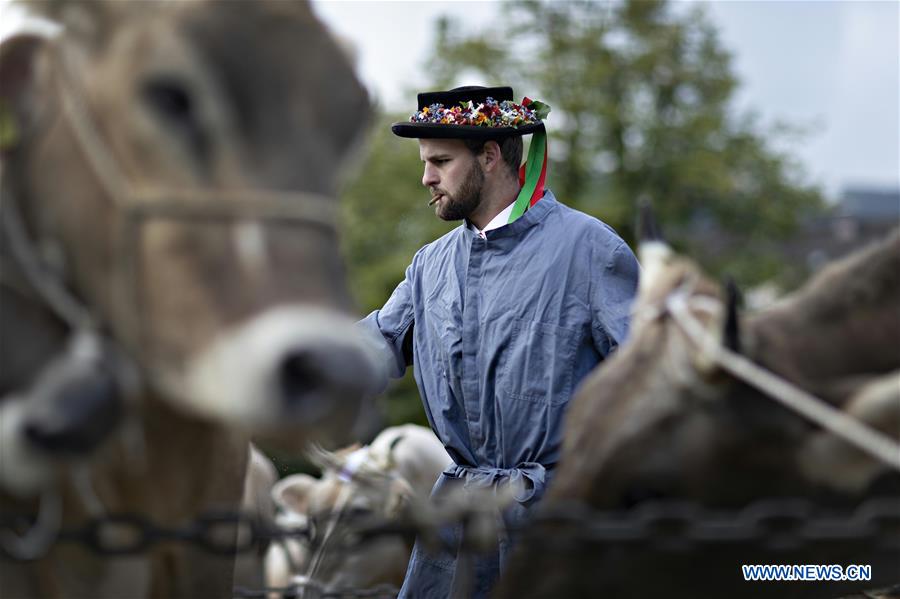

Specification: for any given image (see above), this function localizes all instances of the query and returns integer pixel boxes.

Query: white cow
[265,424,450,594]
[233,444,279,591]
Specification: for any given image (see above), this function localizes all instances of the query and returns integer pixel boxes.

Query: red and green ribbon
[508,98,550,224]
[508,126,548,224]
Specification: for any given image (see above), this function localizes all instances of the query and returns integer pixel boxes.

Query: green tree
[426,0,824,284]
[340,112,455,426]
[339,0,826,426]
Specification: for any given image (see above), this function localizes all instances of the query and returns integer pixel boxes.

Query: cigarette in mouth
[428,195,441,206]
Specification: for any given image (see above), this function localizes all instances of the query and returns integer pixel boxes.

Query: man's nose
[422,163,439,188]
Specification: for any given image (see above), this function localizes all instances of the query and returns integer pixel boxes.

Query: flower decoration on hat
[410,97,551,129]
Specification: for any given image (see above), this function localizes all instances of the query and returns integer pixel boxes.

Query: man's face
[419,138,485,222]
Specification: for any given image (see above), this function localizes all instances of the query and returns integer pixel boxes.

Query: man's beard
[431,159,485,222]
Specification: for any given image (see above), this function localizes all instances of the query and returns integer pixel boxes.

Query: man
[359,86,639,598]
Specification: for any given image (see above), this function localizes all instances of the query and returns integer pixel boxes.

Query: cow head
[0,0,379,460]
[267,443,414,592]
[550,209,900,509]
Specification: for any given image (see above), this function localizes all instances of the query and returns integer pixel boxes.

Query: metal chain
[2,496,897,561]
[522,497,900,550]
[3,497,896,599]
[0,510,309,558]
[346,496,900,552]
[233,582,400,599]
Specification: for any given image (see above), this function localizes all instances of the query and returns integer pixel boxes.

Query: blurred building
[738,186,899,309]
[789,187,900,273]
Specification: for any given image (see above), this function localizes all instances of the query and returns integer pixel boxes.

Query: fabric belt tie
[442,462,548,505]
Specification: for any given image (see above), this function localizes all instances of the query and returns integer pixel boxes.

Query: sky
[1,0,896,201]
[310,0,899,201]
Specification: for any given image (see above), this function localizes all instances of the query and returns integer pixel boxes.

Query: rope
[0,183,95,330]
[302,480,354,597]
[665,287,900,472]
[0,490,62,560]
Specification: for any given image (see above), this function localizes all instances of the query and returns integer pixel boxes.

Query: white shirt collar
[471,202,515,238]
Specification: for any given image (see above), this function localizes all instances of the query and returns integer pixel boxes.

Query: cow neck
[0,174,96,332]
[661,279,900,473]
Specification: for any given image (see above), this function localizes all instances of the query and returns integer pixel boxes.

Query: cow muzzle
[176,305,380,436]
[0,332,133,497]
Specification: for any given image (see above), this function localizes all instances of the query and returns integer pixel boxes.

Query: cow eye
[141,76,194,125]
[140,76,209,161]
[305,519,318,544]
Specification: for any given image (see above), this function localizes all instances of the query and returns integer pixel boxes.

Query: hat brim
[391,121,544,140]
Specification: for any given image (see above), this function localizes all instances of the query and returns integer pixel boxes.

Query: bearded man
[359,86,639,598]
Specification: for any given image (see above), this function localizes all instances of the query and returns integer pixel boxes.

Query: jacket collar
[478,189,557,240]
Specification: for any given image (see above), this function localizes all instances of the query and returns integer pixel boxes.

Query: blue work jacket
[359,191,639,598]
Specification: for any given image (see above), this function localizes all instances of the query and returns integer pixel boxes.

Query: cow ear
[24,1,124,49]
[723,276,742,353]
[0,33,49,153]
[636,197,664,243]
[259,0,316,20]
[334,443,362,460]
[331,34,361,69]
[305,444,344,473]
[384,477,413,519]
[271,474,318,514]
[383,434,406,471]
[635,199,674,293]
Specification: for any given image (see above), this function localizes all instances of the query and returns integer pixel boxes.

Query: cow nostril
[277,344,374,415]
[22,368,122,455]
[279,350,328,403]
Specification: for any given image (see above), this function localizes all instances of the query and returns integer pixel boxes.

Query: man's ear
[0,33,49,153]
[479,140,504,174]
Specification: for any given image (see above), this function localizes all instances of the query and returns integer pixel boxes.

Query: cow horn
[637,197,664,243]
[636,199,673,291]
[384,434,405,472]
[305,443,342,473]
[723,277,741,353]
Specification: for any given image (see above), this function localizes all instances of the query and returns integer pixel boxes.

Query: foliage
[426,0,825,285]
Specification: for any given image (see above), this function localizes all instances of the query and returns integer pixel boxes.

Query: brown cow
[497,223,900,598]
[0,1,377,597]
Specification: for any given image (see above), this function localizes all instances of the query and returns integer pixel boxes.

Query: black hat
[391,85,547,140]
